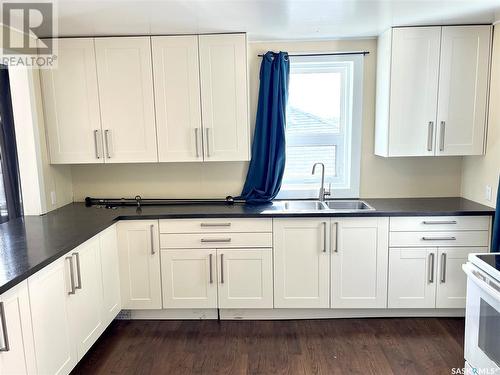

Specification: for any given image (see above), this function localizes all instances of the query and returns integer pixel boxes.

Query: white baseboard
[123,308,464,320]
[130,309,218,320]
[219,308,465,320]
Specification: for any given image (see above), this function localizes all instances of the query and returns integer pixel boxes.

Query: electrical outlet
[485,185,492,202]
[50,191,57,205]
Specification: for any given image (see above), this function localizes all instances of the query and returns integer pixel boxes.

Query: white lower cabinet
[217,248,273,309]
[273,217,389,309]
[435,247,484,308]
[273,219,330,308]
[68,237,104,359]
[160,248,273,309]
[117,220,162,309]
[0,281,37,375]
[28,257,77,375]
[161,249,218,309]
[388,247,485,308]
[331,218,389,308]
[100,225,122,325]
[27,227,120,375]
[388,248,437,308]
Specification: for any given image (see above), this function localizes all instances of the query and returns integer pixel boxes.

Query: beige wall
[461,26,500,208]
[71,38,464,201]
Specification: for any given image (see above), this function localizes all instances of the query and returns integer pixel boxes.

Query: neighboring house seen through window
[279,54,363,199]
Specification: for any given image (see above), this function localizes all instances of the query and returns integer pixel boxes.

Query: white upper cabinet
[387,27,441,156]
[199,34,250,161]
[41,33,250,164]
[152,36,203,162]
[95,37,158,163]
[375,25,491,157]
[40,38,104,164]
[436,26,491,155]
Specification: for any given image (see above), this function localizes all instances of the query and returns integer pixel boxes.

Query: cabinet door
[40,38,103,164]
[117,220,162,309]
[436,26,491,156]
[100,225,121,325]
[388,248,437,308]
[436,247,486,308]
[331,218,389,308]
[28,258,77,375]
[199,34,250,161]
[160,249,217,308]
[0,281,37,375]
[152,36,203,162]
[217,248,273,309]
[95,37,158,163]
[273,219,330,308]
[388,27,441,156]
[68,237,104,360]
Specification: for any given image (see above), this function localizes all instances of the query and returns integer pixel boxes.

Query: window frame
[278,54,364,199]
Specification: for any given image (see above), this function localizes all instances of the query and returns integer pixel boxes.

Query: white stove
[463,253,500,374]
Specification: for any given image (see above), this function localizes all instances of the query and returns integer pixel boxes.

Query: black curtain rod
[258,51,369,57]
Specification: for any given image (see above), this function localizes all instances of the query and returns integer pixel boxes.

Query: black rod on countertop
[257,51,369,57]
[84,196,244,207]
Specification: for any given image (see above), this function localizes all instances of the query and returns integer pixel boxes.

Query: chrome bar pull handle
[0,302,9,352]
[150,224,155,255]
[66,256,76,295]
[220,254,224,284]
[209,253,213,284]
[428,253,435,283]
[422,236,456,241]
[194,128,200,158]
[94,130,101,159]
[440,253,447,283]
[332,222,339,253]
[205,128,210,157]
[104,129,112,158]
[73,252,82,290]
[439,121,445,152]
[322,222,327,253]
[200,223,231,227]
[422,220,457,225]
[201,238,231,243]
[427,121,434,152]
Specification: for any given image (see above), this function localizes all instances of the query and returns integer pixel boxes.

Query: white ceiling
[24,0,500,40]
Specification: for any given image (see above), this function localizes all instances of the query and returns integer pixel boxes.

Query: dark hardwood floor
[71,318,465,375]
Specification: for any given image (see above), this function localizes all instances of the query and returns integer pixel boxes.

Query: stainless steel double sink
[270,200,375,213]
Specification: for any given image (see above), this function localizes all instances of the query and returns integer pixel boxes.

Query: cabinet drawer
[390,216,490,232]
[160,232,272,248]
[390,231,489,247]
[159,218,272,233]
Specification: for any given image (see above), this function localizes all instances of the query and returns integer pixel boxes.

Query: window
[279,54,363,199]
[0,66,23,222]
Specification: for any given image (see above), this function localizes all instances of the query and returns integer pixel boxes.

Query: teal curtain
[492,175,500,251]
[240,51,290,204]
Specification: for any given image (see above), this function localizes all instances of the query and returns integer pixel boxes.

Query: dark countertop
[0,197,494,294]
